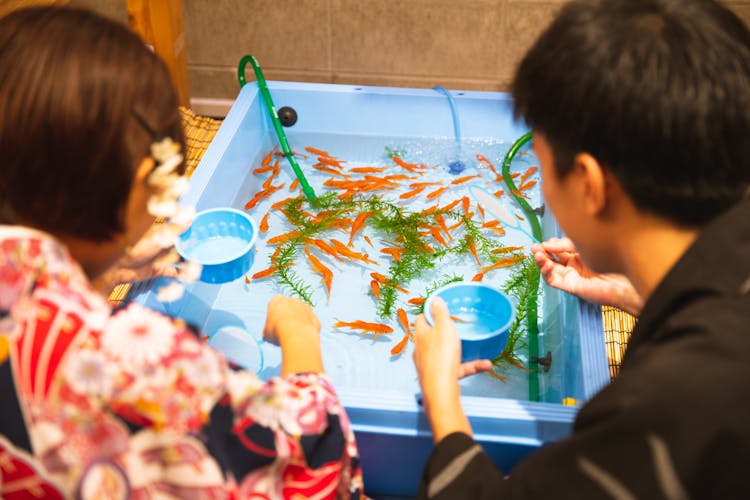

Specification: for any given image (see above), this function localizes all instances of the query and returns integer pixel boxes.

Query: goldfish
[370,272,409,294]
[472,273,484,282]
[251,266,278,280]
[467,238,481,266]
[271,197,297,211]
[520,166,538,185]
[363,235,374,247]
[304,248,333,301]
[492,245,526,254]
[434,214,452,241]
[480,255,525,274]
[476,153,501,178]
[494,190,504,197]
[370,279,380,300]
[313,163,350,178]
[391,155,419,172]
[330,239,378,265]
[477,205,485,220]
[259,212,270,233]
[426,186,449,199]
[450,174,482,185]
[380,247,405,260]
[348,211,374,246]
[266,230,302,246]
[290,178,300,191]
[408,297,425,306]
[390,334,410,356]
[318,156,345,168]
[244,275,251,284]
[253,164,275,174]
[261,149,275,167]
[244,184,284,210]
[391,308,414,356]
[309,239,345,262]
[304,146,330,157]
[399,186,426,199]
[519,180,537,191]
[350,166,386,174]
[441,198,462,212]
[427,227,449,248]
[333,319,393,339]
[409,181,442,189]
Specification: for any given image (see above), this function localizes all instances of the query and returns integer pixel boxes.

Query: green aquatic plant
[492,256,539,372]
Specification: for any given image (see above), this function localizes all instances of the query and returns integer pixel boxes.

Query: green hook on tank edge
[238,55,316,201]
[502,131,542,402]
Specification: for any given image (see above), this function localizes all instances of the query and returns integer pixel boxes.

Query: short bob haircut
[513,0,750,227]
[0,6,185,241]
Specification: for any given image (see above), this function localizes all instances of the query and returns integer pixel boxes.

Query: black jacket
[419,199,750,499]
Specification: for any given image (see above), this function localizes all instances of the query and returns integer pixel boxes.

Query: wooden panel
[126,0,191,107]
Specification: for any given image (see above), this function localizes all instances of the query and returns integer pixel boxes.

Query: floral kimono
[0,226,363,499]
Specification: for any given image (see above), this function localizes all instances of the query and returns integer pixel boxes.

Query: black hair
[0,6,185,241]
[512,0,750,226]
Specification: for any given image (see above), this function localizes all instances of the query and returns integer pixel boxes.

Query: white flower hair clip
[128,111,202,302]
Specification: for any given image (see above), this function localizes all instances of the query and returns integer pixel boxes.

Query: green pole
[502,132,541,402]
[238,55,316,201]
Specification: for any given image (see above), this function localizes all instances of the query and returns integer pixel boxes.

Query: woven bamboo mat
[602,306,636,379]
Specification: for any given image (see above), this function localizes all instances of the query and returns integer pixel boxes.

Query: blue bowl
[175,208,258,284]
[208,326,264,374]
[424,282,514,362]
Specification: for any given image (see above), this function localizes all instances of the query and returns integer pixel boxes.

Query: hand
[531,237,643,315]
[263,295,321,345]
[413,298,490,442]
[263,295,323,376]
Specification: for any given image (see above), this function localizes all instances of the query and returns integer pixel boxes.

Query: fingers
[458,359,493,379]
[541,237,577,253]
[429,297,452,330]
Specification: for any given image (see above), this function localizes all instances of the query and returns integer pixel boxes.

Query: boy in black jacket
[413,0,750,497]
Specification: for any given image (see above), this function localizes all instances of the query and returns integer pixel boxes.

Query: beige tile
[503,1,567,77]
[183,0,330,71]
[331,0,506,80]
[331,72,506,92]
[190,65,335,100]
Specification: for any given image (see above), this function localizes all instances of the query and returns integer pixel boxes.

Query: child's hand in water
[412,298,492,442]
[263,295,324,376]
[532,237,643,315]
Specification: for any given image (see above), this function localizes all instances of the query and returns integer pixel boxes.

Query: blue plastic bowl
[424,282,514,362]
[175,208,257,283]
[208,326,264,374]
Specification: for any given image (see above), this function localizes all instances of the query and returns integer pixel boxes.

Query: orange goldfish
[399,186,426,199]
[348,211,374,246]
[426,186,449,199]
[259,212,270,233]
[304,146,330,157]
[370,279,381,300]
[304,248,333,301]
[251,266,278,280]
[350,166,386,174]
[333,319,393,339]
[520,166,538,185]
[480,256,525,273]
[290,178,300,191]
[451,174,482,185]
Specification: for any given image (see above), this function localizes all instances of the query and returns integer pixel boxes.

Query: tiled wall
[69,0,750,103]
